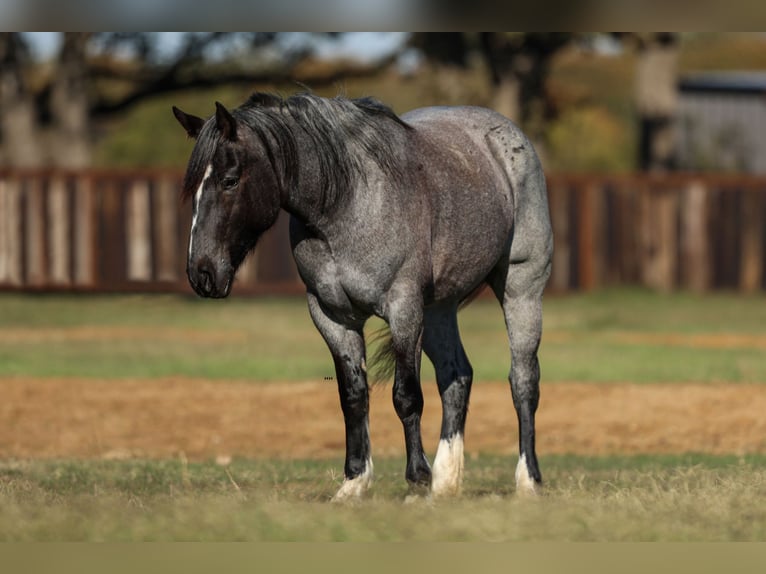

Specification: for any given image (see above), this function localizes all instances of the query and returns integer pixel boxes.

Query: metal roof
[679,72,766,94]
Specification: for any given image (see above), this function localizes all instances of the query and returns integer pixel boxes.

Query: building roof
[679,72,766,95]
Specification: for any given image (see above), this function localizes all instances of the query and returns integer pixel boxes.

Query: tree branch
[90,55,397,117]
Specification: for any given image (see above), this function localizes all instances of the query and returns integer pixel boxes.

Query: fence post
[73,176,95,286]
[577,183,595,290]
[24,178,46,286]
[616,185,640,284]
[739,189,763,292]
[127,180,152,281]
[640,185,678,292]
[0,179,23,286]
[679,181,710,292]
[47,176,71,285]
[153,176,179,282]
[548,181,570,291]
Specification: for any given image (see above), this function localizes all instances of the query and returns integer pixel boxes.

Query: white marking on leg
[431,434,464,498]
[332,457,374,502]
[188,164,212,259]
[515,453,537,496]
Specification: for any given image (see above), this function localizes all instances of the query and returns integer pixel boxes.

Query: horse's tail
[368,284,484,383]
[368,325,396,385]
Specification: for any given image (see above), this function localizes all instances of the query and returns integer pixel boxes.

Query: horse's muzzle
[188,258,233,299]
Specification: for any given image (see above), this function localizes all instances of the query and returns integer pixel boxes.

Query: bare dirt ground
[3,377,766,461]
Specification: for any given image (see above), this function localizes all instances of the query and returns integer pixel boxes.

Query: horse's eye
[222,176,239,190]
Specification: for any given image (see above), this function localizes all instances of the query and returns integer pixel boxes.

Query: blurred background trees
[0,32,398,168]
[3,32,766,173]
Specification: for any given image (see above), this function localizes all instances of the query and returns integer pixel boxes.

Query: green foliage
[92,34,766,173]
[95,86,255,168]
[93,67,495,169]
[546,106,634,172]
[1,290,765,383]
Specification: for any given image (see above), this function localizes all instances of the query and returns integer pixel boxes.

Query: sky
[24,32,410,64]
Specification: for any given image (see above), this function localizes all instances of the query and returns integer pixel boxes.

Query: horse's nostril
[200,272,211,293]
[198,267,213,294]
[192,260,216,296]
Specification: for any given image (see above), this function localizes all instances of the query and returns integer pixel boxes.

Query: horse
[172,92,553,500]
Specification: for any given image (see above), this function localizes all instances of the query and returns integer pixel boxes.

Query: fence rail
[0,169,764,294]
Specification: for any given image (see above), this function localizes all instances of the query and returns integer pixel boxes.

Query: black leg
[306,293,372,500]
[422,306,473,497]
[392,338,431,488]
[388,288,431,490]
[333,353,371,480]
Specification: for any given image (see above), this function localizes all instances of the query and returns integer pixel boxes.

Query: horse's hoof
[331,460,373,502]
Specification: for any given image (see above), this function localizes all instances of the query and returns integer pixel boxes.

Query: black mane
[181,92,412,211]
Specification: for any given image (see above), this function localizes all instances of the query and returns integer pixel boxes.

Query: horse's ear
[215,101,237,141]
[172,106,205,139]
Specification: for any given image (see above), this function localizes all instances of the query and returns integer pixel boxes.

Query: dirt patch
[546,330,766,351]
[611,332,766,351]
[2,377,766,461]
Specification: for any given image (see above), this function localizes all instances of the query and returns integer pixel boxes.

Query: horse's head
[173,102,282,298]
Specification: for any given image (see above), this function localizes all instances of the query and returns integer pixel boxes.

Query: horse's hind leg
[422,305,473,497]
[306,293,372,501]
[489,257,550,495]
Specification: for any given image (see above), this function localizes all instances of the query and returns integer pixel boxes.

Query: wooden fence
[547,173,766,293]
[0,169,764,294]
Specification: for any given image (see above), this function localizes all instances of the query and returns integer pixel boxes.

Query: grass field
[3,454,766,541]
[1,288,765,541]
[0,288,765,382]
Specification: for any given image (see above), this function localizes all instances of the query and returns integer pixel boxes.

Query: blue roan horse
[173,93,553,500]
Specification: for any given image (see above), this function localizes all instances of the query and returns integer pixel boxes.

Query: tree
[617,32,680,172]
[479,33,571,136]
[0,33,399,168]
[411,33,572,162]
[0,33,44,167]
[48,33,91,168]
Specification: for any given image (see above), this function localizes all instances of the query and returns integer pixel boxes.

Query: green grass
[2,455,766,541]
[0,289,764,383]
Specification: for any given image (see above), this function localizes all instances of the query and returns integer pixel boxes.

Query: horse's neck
[274,117,407,233]
[280,150,326,228]
[277,127,349,231]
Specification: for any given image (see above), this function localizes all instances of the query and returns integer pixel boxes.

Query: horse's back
[402,104,546,228]
[401,106,550,303]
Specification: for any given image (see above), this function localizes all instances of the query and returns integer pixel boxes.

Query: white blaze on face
[515,453,537,496]
[189,164,213,259]
[431,434,464,498]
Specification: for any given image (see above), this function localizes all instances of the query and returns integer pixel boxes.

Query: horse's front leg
[387,286,431,492]
[306,293,372,501]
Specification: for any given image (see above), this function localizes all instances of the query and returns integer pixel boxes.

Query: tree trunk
[0,33,93,168]
[0,33,45,167]
[634,33,679,172]
[490,74,521,124]
[480,33,569,167]
[49,33,92,168]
